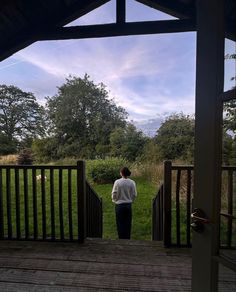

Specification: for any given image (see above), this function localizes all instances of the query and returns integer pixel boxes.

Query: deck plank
[0,239,235,291]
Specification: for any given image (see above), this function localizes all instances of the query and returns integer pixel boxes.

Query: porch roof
[0,0,235,62]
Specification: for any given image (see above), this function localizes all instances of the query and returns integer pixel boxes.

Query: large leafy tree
[155,113,195,162]
[0,132,17,155]
[46,75,128,158]
[154,113,235,164]
[110,124,146,161]
[224,100,236,133]
[0,85,45,151]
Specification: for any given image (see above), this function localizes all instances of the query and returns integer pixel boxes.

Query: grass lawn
[0,168,157,241]
[1,166,234,245]
[93,177,157,240]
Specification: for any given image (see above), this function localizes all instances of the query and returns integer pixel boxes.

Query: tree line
[0,74,235,164]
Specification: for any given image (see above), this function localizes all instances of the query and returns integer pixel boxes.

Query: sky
[0,0,235,131]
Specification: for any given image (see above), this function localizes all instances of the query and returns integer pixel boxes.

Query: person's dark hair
[120,167,131,177]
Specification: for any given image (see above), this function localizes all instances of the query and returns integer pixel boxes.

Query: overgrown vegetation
[1,75,236,165]
[17,148,34,165]
[87,158,129,183]
[0,63,235,242]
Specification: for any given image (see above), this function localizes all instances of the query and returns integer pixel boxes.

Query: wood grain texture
[0,239,234,291]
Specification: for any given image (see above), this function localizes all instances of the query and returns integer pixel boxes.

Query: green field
[0,168,157,240]
[0,166,235,245]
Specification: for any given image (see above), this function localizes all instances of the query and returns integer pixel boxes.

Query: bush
[17,148,34,165]
[32,138,59,162]
[87,158,129,184]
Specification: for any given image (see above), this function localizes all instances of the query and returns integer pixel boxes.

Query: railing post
[163,160,172,247]
[77,160,86,243]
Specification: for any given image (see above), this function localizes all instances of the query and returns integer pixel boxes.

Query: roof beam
[57,0,112,26]
[135,0,195,19]
[0,0,112,61]
[225,19,236,42]
[35,19,196,41]
[221,89,236,102]
[116,0,126,23]
[135,0,236,41]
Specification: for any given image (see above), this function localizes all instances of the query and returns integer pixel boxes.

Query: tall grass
[131,162,163,185]
[0,154,17,164]
[0,158,234,243]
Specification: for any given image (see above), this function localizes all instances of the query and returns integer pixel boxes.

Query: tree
[139,138,161,163]
[46,75,128,158]
[154,112,234,164]
[155,113,195,162]
[224,100,236,133]
[32,137,59,162]
[0,133,17,155]
[0,84,45,151]
[222,132,236,165]
[110,124,146,161]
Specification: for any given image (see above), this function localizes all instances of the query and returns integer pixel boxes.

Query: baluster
[68,169,73,240]
[15,168,20,239]
[0,168,4,238]
[23,168,29,239]
[50,169,55,240]
[59,168,64,240]
[32,168,38,239]
[41,168,46,240]
[176,169,181,246]
[6,168,12,239]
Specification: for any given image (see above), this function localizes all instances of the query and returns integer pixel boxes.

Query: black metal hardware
[191,208,211,233]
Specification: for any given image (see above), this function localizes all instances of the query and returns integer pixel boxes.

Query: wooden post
[116,0,126,24]
[77,160,86,243]
[163,160,172,247]
[0,168,3,239]
[192,0,224,291]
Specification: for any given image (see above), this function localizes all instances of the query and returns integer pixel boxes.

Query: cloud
[0,2,196,121]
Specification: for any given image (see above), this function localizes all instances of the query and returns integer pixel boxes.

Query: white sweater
[111,178,137,204]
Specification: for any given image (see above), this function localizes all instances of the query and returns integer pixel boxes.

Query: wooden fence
[0,161,102,242]
[153,161,236,248]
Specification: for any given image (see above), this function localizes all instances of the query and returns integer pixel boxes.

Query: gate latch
[191,208,211,233]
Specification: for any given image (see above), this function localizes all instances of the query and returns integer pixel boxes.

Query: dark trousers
[115,203,132,239]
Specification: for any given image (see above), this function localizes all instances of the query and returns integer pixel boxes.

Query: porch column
[192,0,224,291]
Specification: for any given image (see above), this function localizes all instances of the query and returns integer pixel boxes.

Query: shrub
[17,148,34,165]
[87,158,129,184]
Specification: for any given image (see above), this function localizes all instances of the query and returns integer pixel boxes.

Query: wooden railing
[86,181,102,238]
[152,161,236,248]
[152,184,163,241]
[0,161,102,242]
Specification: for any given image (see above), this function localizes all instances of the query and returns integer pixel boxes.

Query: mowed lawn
[0,168,157,241]
[93,177,157,240]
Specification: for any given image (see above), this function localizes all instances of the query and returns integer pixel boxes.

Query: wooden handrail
[0,162,102,242]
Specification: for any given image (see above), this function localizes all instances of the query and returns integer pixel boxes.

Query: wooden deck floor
[0,239,235,291]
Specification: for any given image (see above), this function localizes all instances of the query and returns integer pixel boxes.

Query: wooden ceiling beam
[134,0,195,19]
[57,0,112,26]
[0,0,112,61]
[34,19,195,41]
[225,19,236,41]
[221,89,236,102]
[135,0,236,41]
[116,0,126,23]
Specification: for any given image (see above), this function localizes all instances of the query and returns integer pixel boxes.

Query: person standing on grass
[111,167,137,239]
